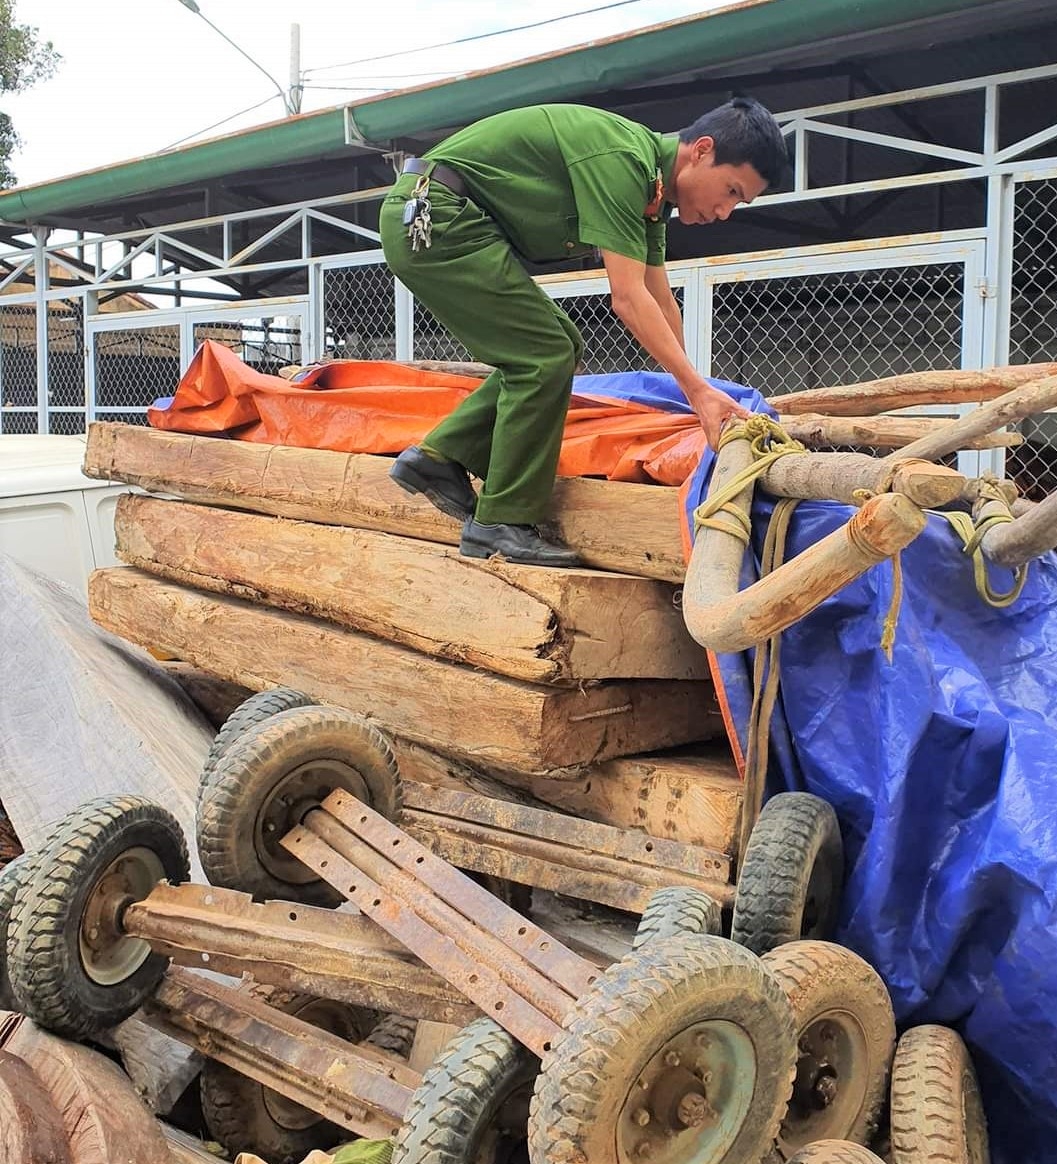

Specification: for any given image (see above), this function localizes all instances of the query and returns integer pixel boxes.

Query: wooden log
[279,358,492,381]
[84,422,686,582]
[395,739,742,856]
[408,1021,461,1075]
[779,412,1023,451]
[2,1017,174,1164]
[0,1048,73,1164]
[771,363,1057,417]
[879,374,1057,467]
[683,492,927,653]
[115,494,707,684]
[763,452,964,507]
[88,568,722,773]
[974,490,1057,567]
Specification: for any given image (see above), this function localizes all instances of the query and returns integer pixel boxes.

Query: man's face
[674,136,768,226]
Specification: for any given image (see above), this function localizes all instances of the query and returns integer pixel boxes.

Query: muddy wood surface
[89,568,722,774]
[84,422,687,582]
[115,494,707,684]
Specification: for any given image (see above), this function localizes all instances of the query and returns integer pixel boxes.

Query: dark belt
[402,157,467,197]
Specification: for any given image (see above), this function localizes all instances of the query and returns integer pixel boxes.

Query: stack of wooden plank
[82,422,743,859]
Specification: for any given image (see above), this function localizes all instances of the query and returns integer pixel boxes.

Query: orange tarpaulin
[148,340,709,488]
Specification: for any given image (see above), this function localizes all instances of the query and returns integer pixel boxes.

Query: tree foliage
[0,0,60,187]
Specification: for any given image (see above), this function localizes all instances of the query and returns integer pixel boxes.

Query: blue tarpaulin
[574,369,1057,1164]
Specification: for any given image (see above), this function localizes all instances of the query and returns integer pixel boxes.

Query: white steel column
[33,227,49,433]
[395,279,414,361]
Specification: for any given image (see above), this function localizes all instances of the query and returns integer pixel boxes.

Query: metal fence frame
[2,60,1057,485]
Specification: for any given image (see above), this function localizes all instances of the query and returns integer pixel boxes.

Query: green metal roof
[0,0,1021,225]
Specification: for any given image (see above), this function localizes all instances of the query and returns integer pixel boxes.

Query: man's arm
[643,262,686,350]
[602,249,750,447]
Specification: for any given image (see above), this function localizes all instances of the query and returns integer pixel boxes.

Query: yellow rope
[935,508,1028,608]
[693,415,806,542]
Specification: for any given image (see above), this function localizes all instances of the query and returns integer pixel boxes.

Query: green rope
[935,508,1029,607]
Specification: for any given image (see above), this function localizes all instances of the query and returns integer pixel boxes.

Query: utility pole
[176,0,301,116]
[289,24,303,114]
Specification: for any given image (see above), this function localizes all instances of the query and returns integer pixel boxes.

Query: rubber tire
[788,1142,886,1163]
[201,985,374,1164]
[393,1017,537,1164]
[7,796,189,1039]
[364,1013,418,1060]
[0,852,37,1010]
[197,705,403,907]
[632,886,723,951]
[200,687,316,785]
[528,935,798,1164]
[890,1025,990,1164]
[731,792,843,955]
[762,940,896,1157]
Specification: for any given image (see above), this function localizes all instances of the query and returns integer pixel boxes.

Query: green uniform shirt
[424,104,679,267]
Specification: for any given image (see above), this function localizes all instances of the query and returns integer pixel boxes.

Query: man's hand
[599,250,753,446]
[688,383,753,449]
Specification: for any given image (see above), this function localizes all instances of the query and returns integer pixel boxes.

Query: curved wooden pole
[682,492,927,653]
[762,451,964,508]
[779,412,1023,451]
[771,363,1057,417]
[974,490,1057,567]
[879,374,1057,467]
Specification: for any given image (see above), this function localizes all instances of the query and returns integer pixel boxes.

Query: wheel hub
[254,759,370,884]
[780,1011,866,1153]
[616,1021,755,1164]
[261,996,367,1130]
[79,847,165,986]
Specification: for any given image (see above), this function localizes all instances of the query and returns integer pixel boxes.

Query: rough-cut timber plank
[771,363,1057,416]
[84,423,686,581]
[395,740,742,856]
[115,494,707,684]
[89,568,721,773]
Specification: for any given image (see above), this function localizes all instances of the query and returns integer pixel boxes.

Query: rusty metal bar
[321,790,598,997]
[402,784,730,881]
[403,820,734,912]
[146,968,416,1140]
[284,824,563,1057]
[297,812,575,1025]
[122,883,475,1024]
[402,809,732,899]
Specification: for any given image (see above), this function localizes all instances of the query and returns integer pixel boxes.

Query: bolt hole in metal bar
[282,820,562,1056]
[324,790,597,996]
[298,809,574,1021]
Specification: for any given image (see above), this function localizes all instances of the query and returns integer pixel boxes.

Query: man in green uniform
[382,97,787,566]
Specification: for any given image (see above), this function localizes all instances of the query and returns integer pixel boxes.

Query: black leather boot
[460,519,581,567]
[389,446,477,521]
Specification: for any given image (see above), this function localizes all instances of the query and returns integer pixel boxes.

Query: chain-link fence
[322,262,396,361]
[92,324,181,426]
[47,302,85,434]
[193,317,302,376]
[1009,177,1057,499]
[710,264,964,396]
[0,304,38,433]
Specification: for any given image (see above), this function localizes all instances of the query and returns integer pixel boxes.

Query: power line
[161,93,282,150]
[304,0,652,77]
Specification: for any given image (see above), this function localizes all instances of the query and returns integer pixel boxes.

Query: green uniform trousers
[379,173,584,525]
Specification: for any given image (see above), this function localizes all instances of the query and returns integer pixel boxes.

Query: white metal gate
[86,298,310,425]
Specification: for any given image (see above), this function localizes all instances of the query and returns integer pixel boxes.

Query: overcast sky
[5,0,733,189]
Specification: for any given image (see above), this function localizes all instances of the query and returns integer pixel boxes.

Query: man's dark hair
[679,96,788,191]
